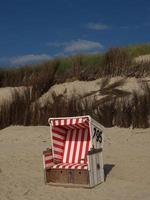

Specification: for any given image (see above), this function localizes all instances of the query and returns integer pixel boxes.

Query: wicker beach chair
[43,115,104,188]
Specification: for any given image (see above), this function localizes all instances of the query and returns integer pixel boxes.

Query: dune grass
[0,44,150,129]
[124,43,150,57]
[0,80,150,129]
[1,44,150,88]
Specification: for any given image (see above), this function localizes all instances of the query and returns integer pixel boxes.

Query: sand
[135,54,150,63]
[0,126,150,200]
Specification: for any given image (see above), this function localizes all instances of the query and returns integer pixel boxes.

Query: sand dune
[0,126,150,200]
[0,77,150,108]
[38,77,150,106]
[0,86,27,105]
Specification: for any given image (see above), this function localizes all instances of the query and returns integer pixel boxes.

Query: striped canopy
[43,116,104,170]
[49,117,89,129]
[48,116,91,169]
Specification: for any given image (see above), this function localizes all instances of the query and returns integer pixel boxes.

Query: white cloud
[7,54,51,66]
[64,39,103,53]
[86,23,110,30]
[47,39,103,54]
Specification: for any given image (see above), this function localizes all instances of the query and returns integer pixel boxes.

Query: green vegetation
[124,43,150,57]
[1,44,150,89]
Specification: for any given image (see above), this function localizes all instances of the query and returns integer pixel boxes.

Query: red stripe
[52,129,66,136]
[57,126,67,132]
[84,120,89,125]
[75,118,78,125]
[44,153,52,157]
[81,164,87,169]
[78,129,85,163]
[67,124,76,129]
[67,163,75,169]
[54,150,63,156]
[63,125,70,130]
[53,136,65,143]
[62,163,70,169]
[53,120,57,126]
[45,159,53,164]
[53,143,64,150]
[55,163,63,169]
[64,119,67,126]
[66,130,73,163]
[70,118,73,125]
[72,129,79,163]
[74,164,80,169]
[51,163,88,169]
[54,158,62,161]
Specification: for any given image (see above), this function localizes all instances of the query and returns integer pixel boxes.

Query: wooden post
[87,148,104,187]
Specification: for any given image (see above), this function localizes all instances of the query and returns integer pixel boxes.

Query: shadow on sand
[104,164,115,181]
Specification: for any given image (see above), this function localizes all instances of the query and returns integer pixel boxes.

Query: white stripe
[45,163,54,168]
[54,147,63,152]
[61,119,64,125]
[83,165,88,169]
[63,125,70,130]
[53,133,65,140]
[77,165,82,169]
[55,120,59,126]
[63,129,71,163]
[77,123,87,129]
[45,156,53,161]
[53,140,64,146]
[72,118,76,124]
[65,164,71,169]
[81,128,88,160]
[75,129,82,163]
[69,129,76,163]
[70,163,79,169]
[78,118,82,123]
[68,124,76,129]
[54,154,63,159]
[70,124,80,129]
[53,127,66,133]
[58,163,68,169]
[52,164,59,169]
[66,119,71,125]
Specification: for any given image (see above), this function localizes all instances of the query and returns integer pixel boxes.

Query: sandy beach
[0,126,150,200]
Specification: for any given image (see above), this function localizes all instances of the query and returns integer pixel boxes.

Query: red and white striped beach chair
[43,115,104,188]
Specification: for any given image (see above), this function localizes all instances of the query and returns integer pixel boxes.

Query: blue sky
[0,0,150,67]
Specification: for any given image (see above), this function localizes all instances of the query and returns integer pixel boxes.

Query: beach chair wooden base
[44,169,103,188]
[44,148,104,188]
[45,169,89,185]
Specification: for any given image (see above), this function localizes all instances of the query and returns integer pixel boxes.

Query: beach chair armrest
[43,147,54,169]
[87,148,102,155]
[43,147,53,155]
